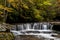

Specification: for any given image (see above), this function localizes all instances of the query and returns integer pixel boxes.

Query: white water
[42,24,47,30]
[10,23,60,40]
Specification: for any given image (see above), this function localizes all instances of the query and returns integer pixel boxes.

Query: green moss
[0,32,14,40]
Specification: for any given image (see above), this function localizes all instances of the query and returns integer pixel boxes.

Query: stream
[10,22,60,40]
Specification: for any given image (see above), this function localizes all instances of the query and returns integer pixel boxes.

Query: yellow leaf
[0,11,3,15]
[0,5,4,9]
[43,1,52,5]
[4,7,13,12]
[7,0,15,3]
[11,3,17,8]
[28,0,34,4]
[23,4,29,9]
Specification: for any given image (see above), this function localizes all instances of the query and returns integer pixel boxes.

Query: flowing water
[10,22,60,40]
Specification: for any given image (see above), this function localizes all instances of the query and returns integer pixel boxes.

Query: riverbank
[0,32,14,40]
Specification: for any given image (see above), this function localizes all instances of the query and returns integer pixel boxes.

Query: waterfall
[39,23,42,29]
[42,24,47,30]
[33,23,40,30]
[11,22,53,31]
[26,23,30,30]
[17,24,23,30]
[10,22,54,35]
[23,23,31,30]
[10,23,60,40]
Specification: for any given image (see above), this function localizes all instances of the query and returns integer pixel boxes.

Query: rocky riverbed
[14,34,60,40]
[14,35,42,40]
[14,32,60,40]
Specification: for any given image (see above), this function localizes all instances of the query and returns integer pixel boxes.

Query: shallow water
[14,35,60,40]
[14,31,60,40]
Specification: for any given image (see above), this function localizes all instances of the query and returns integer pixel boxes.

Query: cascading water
[11,23,53,34]
[10,22,60,40]
[42,24,47,30]
[26,23,31,30]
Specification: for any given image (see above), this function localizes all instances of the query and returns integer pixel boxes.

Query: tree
[0,0,57,23]
[54,0,60,21]
[0,0,14,22]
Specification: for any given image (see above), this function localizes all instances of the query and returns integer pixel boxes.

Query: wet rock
[0,32,14,40]
[52,34,60,38]
[14,35,42,40]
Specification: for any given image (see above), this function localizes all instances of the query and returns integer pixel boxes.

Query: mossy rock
[0,32,14,40]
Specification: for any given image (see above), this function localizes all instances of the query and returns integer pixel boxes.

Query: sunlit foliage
[0,0,58,23]
[0,32,14,40]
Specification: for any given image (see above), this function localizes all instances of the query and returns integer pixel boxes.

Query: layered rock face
[0,23,12,31]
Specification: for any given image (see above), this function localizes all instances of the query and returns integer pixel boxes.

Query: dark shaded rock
[52,25,60,31]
